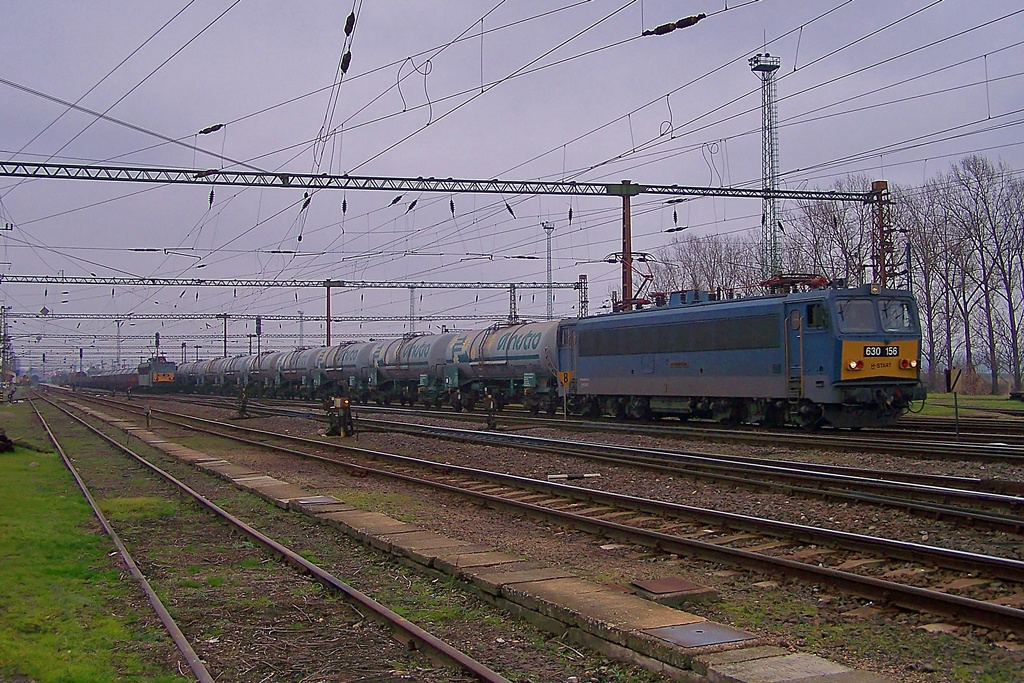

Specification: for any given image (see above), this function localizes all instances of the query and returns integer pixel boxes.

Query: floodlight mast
[750,53,782,283]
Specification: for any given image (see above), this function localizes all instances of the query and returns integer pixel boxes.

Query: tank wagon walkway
[72,400,891,682]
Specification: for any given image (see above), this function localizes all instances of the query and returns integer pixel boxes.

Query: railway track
[139,392,1024,461]
[103,392,1024,530]
[31,393,514,682]
[61,390,1024,633]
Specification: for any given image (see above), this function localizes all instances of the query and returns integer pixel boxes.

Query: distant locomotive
[169,282,924,429]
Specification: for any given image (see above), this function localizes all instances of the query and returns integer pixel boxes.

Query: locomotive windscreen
[578,314,779,357]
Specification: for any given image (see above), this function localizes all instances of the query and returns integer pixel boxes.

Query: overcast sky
[2,0,1023,370]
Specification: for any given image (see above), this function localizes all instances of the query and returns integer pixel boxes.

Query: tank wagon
[173,283,925,429]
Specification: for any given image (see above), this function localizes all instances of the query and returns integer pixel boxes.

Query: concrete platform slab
[203,463,259,478]
[644,621,756,649]
[469,566,575,593]
[292,495,343,505]
[433,550,523,575]
[294,500,358,514]
[504,577,705,648]
[708,652,851,683]
[632,576,719,606]
[232,474,281,484]
[250,482,312,503]
[317,509,419,543]
[692,646,791,676]
[794,672,894,683]
[382,529,477,563]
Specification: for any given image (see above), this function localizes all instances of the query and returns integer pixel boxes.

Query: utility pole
[408,287,416,334]
[750,53,782,282]
[116,319,123,367]
[216,313,228,357]
[298,310,304,349]
[324,280,340,346]
[607,181,642,311]
[871,180,894,288]
[1,304,11,395]
[542,221,555,319]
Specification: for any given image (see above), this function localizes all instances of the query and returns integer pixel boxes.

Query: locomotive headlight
[848,360,863,370]
[900,359,918,370]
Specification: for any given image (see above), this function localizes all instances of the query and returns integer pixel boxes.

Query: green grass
[99,496,178,522]
[329,487,426,522]
[0,403,187,682]
[913,392,1023,417]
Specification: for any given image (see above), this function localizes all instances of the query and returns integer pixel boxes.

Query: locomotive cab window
[879,299,916,333]
[806,304,828,329]
[836,299,877,332]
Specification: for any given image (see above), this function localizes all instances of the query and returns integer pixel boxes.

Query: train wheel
[625,396,651,420]
[797,400,824,431]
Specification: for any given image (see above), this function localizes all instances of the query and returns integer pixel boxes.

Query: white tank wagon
[251,351,288,392]
[371,333,459,406]
[222,354,254,387]
[444,321,560,412]
[278,347,330,396]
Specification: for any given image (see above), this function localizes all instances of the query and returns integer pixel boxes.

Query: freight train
[69,356,177,393]
[75,284,927,429]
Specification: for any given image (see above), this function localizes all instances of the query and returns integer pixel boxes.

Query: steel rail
[218,398,1024,517]
[344,402,1024,461]
[40,393,513,683]
[122,395,1024,531]
[361,419,1024,510]
[28,399,215,683]
[65,394,1024,631]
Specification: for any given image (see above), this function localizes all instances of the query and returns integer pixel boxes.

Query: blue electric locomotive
[558,284,924,429]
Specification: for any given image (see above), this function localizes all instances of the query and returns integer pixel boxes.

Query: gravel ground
[130,397,1024,682]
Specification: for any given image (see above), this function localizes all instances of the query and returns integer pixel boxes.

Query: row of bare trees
[650,155,1024,394]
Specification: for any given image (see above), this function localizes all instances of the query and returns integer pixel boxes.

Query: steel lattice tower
[750,53,781,282]
[542,222,555,319]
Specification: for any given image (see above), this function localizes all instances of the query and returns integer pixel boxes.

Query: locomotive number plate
[863,345,899,357]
